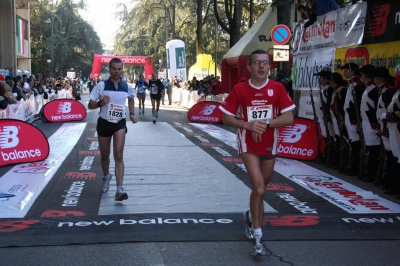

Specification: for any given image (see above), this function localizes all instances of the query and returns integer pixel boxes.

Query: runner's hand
[247,119,267,134]
[130,114,138,123]
[102,95,110,105]
[252,132,262,143]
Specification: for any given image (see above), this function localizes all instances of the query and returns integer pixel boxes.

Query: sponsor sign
[335,41,400,76]
[292,48,336,91]
[274,158,400,213]
[293,2,366,55]
[187,101,223,124]
[0,119,49,167]
[335,2,367,48]
[0,123,86,218]
[362,0,400,44]
[40,99,87,123]
[277,117,326,160]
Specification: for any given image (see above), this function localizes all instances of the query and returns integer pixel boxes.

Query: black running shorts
[150,93,161,100]
[97,117,127,137]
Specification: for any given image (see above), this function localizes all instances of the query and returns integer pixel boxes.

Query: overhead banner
[0,119,49,167]
[335,2,367,48]
[187,101,223,124]
[277,117,326,161]
[293,2,366,55]
[362,0,400,44]
[39,99,87,123]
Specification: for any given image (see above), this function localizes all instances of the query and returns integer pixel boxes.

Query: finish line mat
[1,117,400,247]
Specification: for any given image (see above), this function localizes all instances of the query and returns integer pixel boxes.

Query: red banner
[0,119,49,167]
[277,117,326,160]
[187,101,224,124]
[40,99,87,123]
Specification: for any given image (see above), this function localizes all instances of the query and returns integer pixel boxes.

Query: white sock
[117,186,123,193]
[153,116,156,119]
[253,228,262,242]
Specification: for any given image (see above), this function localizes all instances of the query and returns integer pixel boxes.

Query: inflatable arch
[90,54,154,80]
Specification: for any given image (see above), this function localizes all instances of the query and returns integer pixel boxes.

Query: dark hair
[0,82,6,97]
[109,58,123,68]
[248,49,269,65]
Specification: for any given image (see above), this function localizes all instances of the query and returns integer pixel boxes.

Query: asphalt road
[1,93,399,266]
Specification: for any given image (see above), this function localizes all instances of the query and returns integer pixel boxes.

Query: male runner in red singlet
[219,49,295,255]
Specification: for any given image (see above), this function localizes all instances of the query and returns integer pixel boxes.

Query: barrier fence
[1,87,227,122]
[171,87,228,109]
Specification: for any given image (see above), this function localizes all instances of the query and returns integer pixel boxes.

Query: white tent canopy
[223,6,296,59]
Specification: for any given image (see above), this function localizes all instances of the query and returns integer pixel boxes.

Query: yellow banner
[335,41,400,76]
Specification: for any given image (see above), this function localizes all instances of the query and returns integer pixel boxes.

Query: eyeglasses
[251,60,270,66]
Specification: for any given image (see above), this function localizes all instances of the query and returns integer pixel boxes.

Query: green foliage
[30,0,102,78]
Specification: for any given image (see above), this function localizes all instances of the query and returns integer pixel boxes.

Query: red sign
[271,24,291,45]
[0,119,50,167]
[40,99,87,123]
[277,117,326,160]
[187,101,223,124]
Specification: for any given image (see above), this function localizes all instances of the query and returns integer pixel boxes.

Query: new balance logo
[279,124,307,143]
[365,4,390,38]
[199,104,216,115]
[0,126,19,149]
[57,102,72,114]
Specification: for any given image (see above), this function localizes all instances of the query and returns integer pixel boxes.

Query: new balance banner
[187,101,223,124]
[0,119,49,167]
[277,117,326,160]
[40,99,87,123]
[362,0,400,44]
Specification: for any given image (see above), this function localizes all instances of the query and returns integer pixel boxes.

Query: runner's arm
[128,97,137,123]
[222,114,266,134]
[270,110,294,128]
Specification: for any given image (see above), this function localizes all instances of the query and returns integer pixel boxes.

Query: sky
[79,0,133,51]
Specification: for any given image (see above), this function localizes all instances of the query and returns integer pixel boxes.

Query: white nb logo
[58,102,72,114]
[0,126,19,149]
[280,124,307,143]
[200,105,216,115]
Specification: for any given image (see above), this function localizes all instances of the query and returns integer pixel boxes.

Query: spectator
[0,82,8,110]
[2,75,17,104]
[12,76,24,101]
[304,0,339,29]
[166,78,173,105]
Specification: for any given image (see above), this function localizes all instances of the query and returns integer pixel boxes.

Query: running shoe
[244,210,254,240]
[155,111,158,118]
[139,110,141,115]
[142,109,145,115]
[153,118,156,124]
[115,191,128,201]
[252,239,266,256]
[101,174,112,193]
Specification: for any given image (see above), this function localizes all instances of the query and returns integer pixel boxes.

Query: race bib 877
[247,105,272,122]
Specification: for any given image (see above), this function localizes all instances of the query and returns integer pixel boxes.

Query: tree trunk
[196,0,203,54]
[171,0,176,39]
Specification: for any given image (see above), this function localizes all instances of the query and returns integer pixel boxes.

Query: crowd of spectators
[0,73,84,110]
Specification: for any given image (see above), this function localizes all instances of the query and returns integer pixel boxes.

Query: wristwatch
[265,118,271,128]
[130,112,135,116]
